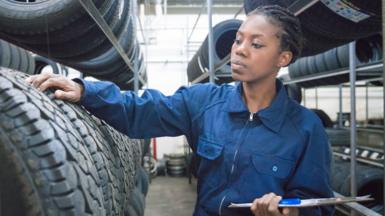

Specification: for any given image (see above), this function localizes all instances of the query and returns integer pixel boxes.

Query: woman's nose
[233,41,247,57]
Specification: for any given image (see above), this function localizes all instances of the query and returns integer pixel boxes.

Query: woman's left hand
[250,193,299,216]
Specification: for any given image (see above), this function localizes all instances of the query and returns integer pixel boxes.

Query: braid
[248,5,303,64]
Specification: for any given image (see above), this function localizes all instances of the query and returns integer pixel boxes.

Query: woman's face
[230,14,291,83]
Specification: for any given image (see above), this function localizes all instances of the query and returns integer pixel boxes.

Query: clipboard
[228,195,373,208]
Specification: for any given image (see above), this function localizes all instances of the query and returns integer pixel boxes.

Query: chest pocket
[196,136,225,188]
[197,136,224,160]
[252,155,296,179]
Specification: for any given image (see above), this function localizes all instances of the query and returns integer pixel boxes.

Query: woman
[26,5,334,216]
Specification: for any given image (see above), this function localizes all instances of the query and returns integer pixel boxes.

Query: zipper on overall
[218,112,255,215]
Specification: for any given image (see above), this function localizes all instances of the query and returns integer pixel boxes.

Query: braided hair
[248,5,303,64]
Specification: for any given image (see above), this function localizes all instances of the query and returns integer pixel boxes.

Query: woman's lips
[231,61,246,70]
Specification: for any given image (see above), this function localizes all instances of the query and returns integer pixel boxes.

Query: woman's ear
[278,51,293,67]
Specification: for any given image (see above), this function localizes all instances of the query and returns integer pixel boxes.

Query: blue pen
[278,198,301,206]
[228,198,302,208]
[228,195,373,208]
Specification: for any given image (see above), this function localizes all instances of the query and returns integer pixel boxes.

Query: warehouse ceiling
[141,0,243,5]
[139,0,244,14]
[164,0,243,6]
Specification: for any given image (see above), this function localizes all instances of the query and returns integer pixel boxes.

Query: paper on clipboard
[228,195,373,208]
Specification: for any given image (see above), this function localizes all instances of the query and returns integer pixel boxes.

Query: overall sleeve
[74,79,207,139]
[285,120,335,216]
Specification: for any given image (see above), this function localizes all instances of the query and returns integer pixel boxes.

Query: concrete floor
[144,176,197,216]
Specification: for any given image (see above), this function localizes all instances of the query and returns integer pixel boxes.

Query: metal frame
[207,0,215,83]
[349,42,358,203]
[286,50,383,216]
[283,62,382,85]
[334,192,382,216]
[286,55,383,216]
[77,0,144,93]
[284,1,385,215]
[78,0,385,214]
[382,1,385,215]
[287,0,319,15]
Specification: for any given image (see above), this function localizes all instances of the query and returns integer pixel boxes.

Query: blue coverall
[75,78,334,216]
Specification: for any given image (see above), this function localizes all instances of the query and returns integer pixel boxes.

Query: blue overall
[76,78,334,216]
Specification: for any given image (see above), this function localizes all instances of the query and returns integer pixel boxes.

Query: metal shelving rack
[189,2,242,85]
[281,1,385,215]
[79,0,384,214]
[77,0,146,93]
[189,0,321,85]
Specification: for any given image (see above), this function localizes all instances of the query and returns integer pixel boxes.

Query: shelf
[283,61,382,86]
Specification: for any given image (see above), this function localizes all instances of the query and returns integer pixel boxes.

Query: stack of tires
[244,0,381,56]
[166,154,186,177]
[0,39,35,74]
[288,35,382,87]
[0,0,146,90]
[0,67,148,215]
[187,19,242,84]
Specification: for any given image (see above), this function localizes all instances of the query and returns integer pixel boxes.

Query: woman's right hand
[251,193,299,216]
[25,71,84,103]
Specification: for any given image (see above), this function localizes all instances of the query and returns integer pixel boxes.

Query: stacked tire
[187,19,242,84]
[0,67,148,215]
[166,154,186,177]
[288,35,382,88]
[244,0,381,56]
[0,39,35,74]
[0,0,146,90]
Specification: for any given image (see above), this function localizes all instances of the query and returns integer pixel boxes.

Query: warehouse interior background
[0,0,384,215]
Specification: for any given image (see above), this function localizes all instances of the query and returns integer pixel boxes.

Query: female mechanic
[26,5,333,216]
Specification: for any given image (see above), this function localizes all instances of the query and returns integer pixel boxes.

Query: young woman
[26,5,334,216]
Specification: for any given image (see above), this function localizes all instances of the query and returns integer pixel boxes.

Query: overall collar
[223,79,289,133]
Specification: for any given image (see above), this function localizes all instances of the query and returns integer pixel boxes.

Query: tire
[0,40,11,68]
[243,0,381,40]
[128,188,145,216]
[300,1,381,41]
[0,68,105,215]
[52,99,125,215]
[314,52,328,73]
[46,0,126,61]
[311,109,333,128]
[20,0,121,62]
[301,27,351,57]
[285,83,302,103]
[331,159,351,193]
[140,167,150,196]
[0,0,101,35]
[34,56,59,74]
[187,19,242,83]
[2,41,35,74]
[95,118,143,211]
[1,0,112,45]
[243,0,358,56]
[18,46,29,73]
[8,42,20,71]
[324,48,340,71]
[26,51,36,75]
[70,15,135,76]
[339,161,383,213]
[325,128,350,147]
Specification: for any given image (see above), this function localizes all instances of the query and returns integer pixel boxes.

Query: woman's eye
[252,43,263,49]
[234,39,241,45]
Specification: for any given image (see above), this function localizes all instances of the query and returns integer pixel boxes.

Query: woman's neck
[242,78,277,113]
